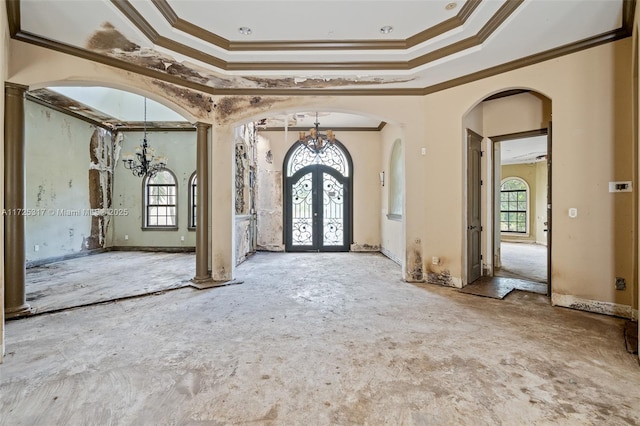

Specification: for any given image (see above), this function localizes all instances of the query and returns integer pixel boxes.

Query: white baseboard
[380,247,401,265]
[552,294,636,319]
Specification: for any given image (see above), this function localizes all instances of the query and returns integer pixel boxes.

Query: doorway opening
[491,129,551,295]
[284,141,353,252]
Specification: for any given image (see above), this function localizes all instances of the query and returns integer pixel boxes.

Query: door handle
[314,213,318,217]
[468,225,477,230]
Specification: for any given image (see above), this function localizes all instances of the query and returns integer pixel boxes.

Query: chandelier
[297,112,336,154]
[122,98,167,177]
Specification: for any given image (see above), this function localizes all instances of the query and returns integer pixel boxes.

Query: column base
[190,277,243,290]
[5,303,32,319]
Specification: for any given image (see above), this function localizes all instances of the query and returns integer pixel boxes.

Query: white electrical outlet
[432,256,439,265]
[124,235,129,240]
[180,236,185,241]
[34,245,39,252]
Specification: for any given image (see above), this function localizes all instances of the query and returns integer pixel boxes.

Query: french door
[286,165,350,251]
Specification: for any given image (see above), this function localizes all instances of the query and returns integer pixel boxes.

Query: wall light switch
[421,147,427,155]
[568,208,578,218]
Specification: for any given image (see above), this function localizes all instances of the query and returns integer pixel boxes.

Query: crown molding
[112,0,519,72]
[5,0,636,97]
[147,0,481,51]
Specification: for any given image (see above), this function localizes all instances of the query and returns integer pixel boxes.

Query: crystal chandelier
[297,112,336,154]
[122,98,167,177]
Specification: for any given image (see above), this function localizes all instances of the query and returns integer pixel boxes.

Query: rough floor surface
[1,252,639,425]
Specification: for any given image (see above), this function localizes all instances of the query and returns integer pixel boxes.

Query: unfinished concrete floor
[2,252,639,425]
[497,242,548,284]
[25,251,195,314]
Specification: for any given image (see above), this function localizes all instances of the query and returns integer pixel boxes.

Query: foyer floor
[2,252,639,425]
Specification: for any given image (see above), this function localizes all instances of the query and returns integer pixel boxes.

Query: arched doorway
[462,89,552,296]
[284,141,353,252]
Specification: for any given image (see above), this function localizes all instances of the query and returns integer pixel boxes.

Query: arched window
[144,169,177,228]
[189,171,197,229]
[388,139,403,219]
[500,177,529,234]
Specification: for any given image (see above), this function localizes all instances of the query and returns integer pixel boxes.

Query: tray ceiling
[8,0,633,94]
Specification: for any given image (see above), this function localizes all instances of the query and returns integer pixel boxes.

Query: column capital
[5,82,29,96]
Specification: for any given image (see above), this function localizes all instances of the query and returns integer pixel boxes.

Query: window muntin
[286,143,349,177]
[189,172,197,228]
[500,178,528,234]
[144,170,177,228]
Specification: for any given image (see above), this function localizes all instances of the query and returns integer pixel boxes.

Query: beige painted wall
[1,0,8,359]
[254,129,382,251]
[110,130,197,248]
[422,39,634,315]
[2,35,637,319]
[484,92,550,136]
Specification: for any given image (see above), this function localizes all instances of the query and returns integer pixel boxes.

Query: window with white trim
[189,172,197,228]
[144,169,177,228]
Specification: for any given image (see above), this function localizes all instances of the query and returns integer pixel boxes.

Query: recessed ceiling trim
[5,1,635,97]
[407,0,522,69]
[112,0,521,72]
[422,26,631,96]
[406,0,481,47]
[150,0,231,50]
[148,0,481,52]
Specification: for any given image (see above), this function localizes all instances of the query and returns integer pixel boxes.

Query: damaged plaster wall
[109,130,196,248]
[255,128,383,251]
[255,131,284,251]
[234,123,257,265]
[24,100,102,264]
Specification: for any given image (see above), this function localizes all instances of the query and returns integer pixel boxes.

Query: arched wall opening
[12,82,203,315]
[224,106,407,270]
[461,88,552,293]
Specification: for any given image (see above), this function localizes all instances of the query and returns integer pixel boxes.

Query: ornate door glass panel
[322,172,344,246]
[285,142,352,251]
[291,172,314,246]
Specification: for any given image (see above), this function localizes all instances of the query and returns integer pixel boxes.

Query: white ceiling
[500,136,547,165]
[13,0,628,91]
[50,87,185,122]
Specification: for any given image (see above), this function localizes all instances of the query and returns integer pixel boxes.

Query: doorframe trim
[489,127,551,295]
